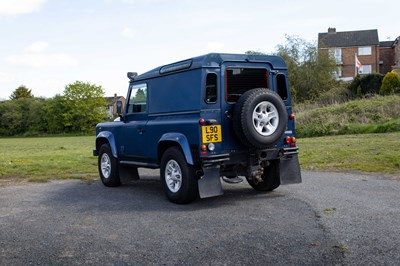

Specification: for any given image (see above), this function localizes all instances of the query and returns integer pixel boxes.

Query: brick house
[105,94,125,118]
[393,36,400,74]
[318,28,400,80]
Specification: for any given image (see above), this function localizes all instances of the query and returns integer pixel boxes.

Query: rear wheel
[247,160,280,191]
[98,143,121,187]
[160,147,198,204]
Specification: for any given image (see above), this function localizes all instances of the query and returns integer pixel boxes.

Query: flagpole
[355,53,357,77]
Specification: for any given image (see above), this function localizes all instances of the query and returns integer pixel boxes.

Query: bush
[347,73,383,96]
[348,74,361,96]
[381,71,400,95]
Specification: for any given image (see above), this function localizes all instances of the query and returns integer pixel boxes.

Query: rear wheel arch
[158,133,194,165]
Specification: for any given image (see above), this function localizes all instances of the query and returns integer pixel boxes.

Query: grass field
[0,136,97,183]
[298,132,400,176]
[1,133,399,184]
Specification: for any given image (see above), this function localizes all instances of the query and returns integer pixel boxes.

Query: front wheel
[98,143,121,187]
[160,147,198,204]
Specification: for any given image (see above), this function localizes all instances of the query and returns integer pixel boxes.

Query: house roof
[105,96,125,104]
[318,29,379,48]
[380,41,394,48]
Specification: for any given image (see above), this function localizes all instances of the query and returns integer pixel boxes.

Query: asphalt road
[1,170,399,265]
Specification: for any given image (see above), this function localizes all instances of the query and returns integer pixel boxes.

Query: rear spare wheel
[233,88,287,149]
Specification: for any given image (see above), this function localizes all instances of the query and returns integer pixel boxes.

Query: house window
[329,48,342,63]
[332,67,342,79]
[359,65,372,74]
[358,47,371,56]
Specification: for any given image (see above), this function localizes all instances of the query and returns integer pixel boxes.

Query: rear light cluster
[285,136,297,147]
[201,143,215,152]
[200,118,217,155]
[285,113,296,146]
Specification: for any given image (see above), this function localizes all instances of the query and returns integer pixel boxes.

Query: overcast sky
[1,0,399,100]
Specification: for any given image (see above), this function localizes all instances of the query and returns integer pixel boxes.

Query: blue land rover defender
[93,53,301,203]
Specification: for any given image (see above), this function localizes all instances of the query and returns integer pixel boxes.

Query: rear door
[220,62,272,150]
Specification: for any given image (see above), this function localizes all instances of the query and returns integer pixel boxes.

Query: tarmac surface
[1,170,399,265]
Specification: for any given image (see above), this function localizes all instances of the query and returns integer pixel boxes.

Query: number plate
[202,125,222,143]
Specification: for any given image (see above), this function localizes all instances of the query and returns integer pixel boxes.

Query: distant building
[105,94,125,118]
[318,27,400,80]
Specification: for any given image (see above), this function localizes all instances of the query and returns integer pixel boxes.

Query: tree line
[0,81,108,136]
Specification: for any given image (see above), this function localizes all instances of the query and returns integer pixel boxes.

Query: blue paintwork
[134,53,287,81]
[158,133,194,165]
[95,53,298,167]
[96,130,118,158]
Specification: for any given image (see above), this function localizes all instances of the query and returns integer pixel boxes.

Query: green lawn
[0,133,399,184]
[0,136,97,183]
[298,132,400,176]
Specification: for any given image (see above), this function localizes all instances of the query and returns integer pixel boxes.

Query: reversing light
[199,118,205,125]
[208,143,215,151]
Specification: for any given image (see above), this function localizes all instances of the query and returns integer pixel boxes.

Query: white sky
[1,0,399,100]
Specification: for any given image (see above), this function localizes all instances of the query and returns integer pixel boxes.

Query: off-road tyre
[98,143,121,187]
[233,88,287,149]
[160,147,198,204]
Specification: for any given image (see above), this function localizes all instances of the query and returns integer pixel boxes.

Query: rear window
[226,68,268,103]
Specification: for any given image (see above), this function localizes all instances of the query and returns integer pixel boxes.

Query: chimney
[328,27,336,34]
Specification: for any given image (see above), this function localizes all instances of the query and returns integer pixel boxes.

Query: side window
[205,73,217,103]
[127,83,147,114]
[276,74,288,101]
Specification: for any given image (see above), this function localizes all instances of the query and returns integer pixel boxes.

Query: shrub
[347,73,383,96]
[381,71,400,95]
[348,74,361,95]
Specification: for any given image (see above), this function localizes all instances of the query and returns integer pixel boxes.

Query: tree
[62,81,108,133]
[10,85,34,100]
[245,50,267,55]
[275,35,338,102]
[381,71,400,95]
[44,95,68,134]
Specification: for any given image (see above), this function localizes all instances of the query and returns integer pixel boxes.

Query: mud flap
[279,154,302,185]
[118,165,140,184]
[198,167,223,198]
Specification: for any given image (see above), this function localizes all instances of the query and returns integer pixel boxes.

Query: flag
[355,55,363,69]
